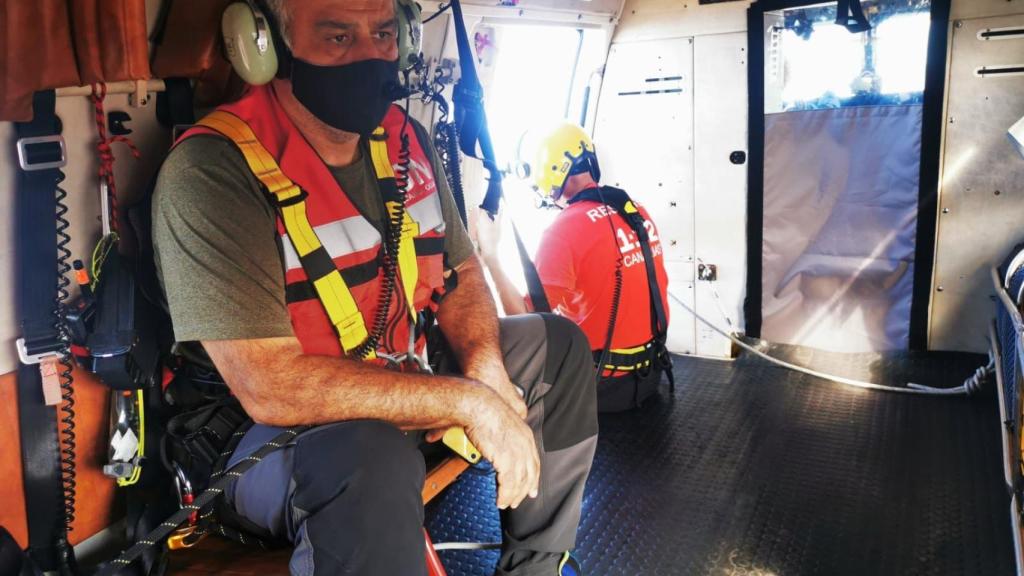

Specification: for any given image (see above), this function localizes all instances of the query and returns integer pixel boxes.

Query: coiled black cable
[437,121,468,228]
[352,94,414,360]
[594,185,625,386]
[54,173,78,530]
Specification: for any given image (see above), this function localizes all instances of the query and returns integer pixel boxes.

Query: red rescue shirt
[533,197,670,352]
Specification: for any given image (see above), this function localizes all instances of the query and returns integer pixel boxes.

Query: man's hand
[462,387,540,510]
[472,209,503,262]
[466,361,527,420]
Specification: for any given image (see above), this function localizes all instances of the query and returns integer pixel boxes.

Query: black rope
[97,426,309,576]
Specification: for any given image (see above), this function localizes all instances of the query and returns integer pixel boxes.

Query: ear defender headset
[222,0,424,85]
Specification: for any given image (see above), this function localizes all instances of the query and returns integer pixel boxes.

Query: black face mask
[290,58,401,136]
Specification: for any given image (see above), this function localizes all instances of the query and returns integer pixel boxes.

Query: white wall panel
[693,32,748,357]
[595,37,697,354]
[614,0,751,42]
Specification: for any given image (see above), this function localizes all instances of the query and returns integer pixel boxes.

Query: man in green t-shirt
[151,1,597,575]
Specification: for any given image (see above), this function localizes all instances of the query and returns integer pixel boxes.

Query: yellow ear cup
[222,2,279,86]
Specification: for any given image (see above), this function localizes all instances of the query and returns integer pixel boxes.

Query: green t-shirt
[152,125,474,353]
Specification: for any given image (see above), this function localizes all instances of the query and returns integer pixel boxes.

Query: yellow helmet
[531,122,601,198]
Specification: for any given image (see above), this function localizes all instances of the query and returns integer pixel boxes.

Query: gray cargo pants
[222,314,599,575]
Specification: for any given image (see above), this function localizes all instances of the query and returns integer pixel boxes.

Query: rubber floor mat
[425,346,1014,575]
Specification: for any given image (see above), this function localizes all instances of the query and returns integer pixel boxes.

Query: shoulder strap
[195,111,377,358]
[511,219,552,314]
[573,187,668,341]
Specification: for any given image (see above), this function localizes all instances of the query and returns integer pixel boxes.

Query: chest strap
[368,130,419,322]
[195,111,418,359]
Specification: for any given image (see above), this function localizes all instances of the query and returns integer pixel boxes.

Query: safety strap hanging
[512,223,552,314]
[836,0,872,33]
[14,90,77,573]
[196,111,420,359]
[449,0,505,217]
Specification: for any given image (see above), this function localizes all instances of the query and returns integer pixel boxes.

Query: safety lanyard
[196,111,419,359]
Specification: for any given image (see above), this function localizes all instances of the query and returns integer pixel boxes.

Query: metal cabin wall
[598,0,751,357]
[929,0,1024,353]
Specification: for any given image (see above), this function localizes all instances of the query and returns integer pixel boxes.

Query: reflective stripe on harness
[597,341,657,373]
[195,111,419,360]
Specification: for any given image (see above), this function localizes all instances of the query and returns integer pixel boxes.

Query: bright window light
[875,13,930,94]
[772,1,932,111]
[487,25,583,164]
[477,24,608,294]
[782,23,865,105]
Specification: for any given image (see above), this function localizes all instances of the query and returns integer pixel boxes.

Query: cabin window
[476,22,609,292]
[767,0,932,113]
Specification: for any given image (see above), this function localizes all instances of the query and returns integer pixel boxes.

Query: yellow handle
[442,427,481,464]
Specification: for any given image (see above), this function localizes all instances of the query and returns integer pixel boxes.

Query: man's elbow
[225,372,297,427]
[238,390,297,427]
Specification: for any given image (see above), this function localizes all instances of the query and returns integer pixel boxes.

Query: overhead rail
[54,79,166,107]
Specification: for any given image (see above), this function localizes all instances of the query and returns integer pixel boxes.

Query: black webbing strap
[449,0,504,217]
[14,90,74,572]
[97,426,310,576]
[836,0,872,33]
[571,186,668,340]
[512,222,552,313]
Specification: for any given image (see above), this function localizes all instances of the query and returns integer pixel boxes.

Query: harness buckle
[16,337,61,365]
[16,135,67,171]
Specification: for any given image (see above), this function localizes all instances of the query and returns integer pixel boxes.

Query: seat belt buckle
[16,338,64,406]
[16,135,67,171]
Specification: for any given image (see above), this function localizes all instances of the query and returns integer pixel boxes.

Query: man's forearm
[480,254,529,316]
[206,337,492,429]
[436,256,510,374]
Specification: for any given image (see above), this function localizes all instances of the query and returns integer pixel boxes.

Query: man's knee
[541,314,593,372]
[291,421,425,512]
[539,314,598,449]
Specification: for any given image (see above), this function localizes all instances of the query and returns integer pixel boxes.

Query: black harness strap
[571,187,668,342]
[836,0,872,33]
[14,90,76,573]
[512,223,552,314]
